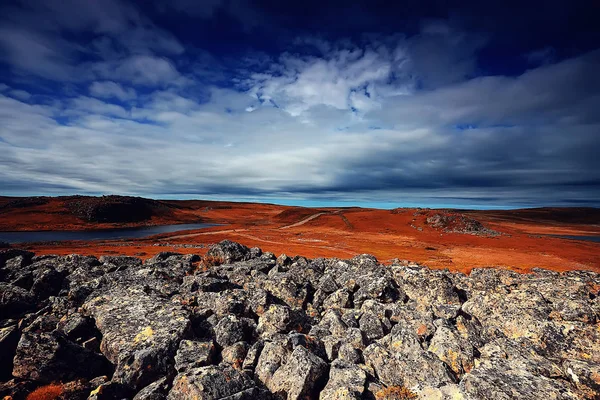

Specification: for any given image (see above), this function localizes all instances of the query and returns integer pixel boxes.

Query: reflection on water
[0,223,220,244]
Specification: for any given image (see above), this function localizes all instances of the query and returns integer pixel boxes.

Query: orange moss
[375,385,418,399]
[26,383,64,400]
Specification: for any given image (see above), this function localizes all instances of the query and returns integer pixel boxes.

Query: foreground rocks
[1,241,599,399]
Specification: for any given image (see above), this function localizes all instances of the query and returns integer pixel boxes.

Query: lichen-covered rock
[0,282,36,318]
[222,341,249,369]
[207,240,251,263]
[460,358,578,400]
[168,364,258,399]
[1,242,598,400]
[133,376,170,400]
[0,325,19,379]
[428,322,475,376]
[82,287,190,389]
[174,340,215,372]
[12,331,113,383]
[319,359,366,399]
[257,304,293,334]
[214,315,248,347]
[268,346,328,400]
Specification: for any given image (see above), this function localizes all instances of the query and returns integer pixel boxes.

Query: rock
[257,304,292,334]
[358,310,385,342]
[88,381,135,400]
[428,322,475,376]
[168,364,258,399]
[133,376,170,400]
[30,266,66,300]
[0,249,33,269]
[0,378,37,400]
[83,287,190,390]
[277,254,292,267]
[0,325,19,379]
[323,288,352,309]
[460,358,578,400]
[174,340,215,372]
[319,359,366,400]
[0,242,598,400]
[12,331,113,383]
[214,315,247,347]
[207,240,250,263]
[564,359,600,398]
[222,341,249,369]
[0,282,36,318]
[242,340,264,372]
[268,346,328,400]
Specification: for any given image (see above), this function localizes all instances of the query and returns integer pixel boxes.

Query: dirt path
[279,212,328,229]
[161,228,244,240]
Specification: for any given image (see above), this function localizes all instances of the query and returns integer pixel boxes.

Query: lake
[0,223,220,244]
[550,235,600,243]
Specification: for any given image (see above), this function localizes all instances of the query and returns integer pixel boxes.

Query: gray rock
[222,341,249,369]
[12,331,113,383]
[268,346,328,400]
[133,376,170,400]
[319,359,366,400]
[174,339,215,372]
[0,325,19,379]
[83,287,190,390]
[0,282,35,318]
[214,315,247,347]
[257,304,292,334]
[168,364,258,399]
[207,240,250,263]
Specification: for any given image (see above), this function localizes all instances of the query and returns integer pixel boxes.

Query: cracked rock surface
[1,240,599,399]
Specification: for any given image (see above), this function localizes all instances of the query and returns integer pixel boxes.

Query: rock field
[1,240,599,399]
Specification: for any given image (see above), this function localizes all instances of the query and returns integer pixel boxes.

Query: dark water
[550,235,600,243]
[0,223,220,244]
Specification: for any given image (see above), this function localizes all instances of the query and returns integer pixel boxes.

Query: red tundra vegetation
[1,196,598,274]
[25,383,63,400]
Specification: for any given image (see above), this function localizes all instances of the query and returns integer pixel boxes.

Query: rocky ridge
[0,241,599,399]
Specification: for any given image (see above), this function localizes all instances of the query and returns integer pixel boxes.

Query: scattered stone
[0,241,598,400]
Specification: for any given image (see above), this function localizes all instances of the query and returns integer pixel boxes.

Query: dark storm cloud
[0,0,599,207]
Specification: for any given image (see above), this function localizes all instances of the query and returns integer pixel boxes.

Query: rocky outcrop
[0,242,599,399]
[65,195,173,223]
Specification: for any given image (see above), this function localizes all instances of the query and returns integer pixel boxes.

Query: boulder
[268,346,328,400]
[83,287,190,390]
[12,331,113,383]
[207,240,250,263]
[168,364,259,399]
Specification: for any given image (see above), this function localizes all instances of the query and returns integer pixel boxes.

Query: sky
[0,0,599,209]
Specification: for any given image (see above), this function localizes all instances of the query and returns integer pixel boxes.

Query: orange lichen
[375,385,418,399]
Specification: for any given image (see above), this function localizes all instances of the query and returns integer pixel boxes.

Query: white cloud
[89,81,137,101]
[0,28,597,205]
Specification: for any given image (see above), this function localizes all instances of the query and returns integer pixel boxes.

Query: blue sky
[0,0,599,208]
